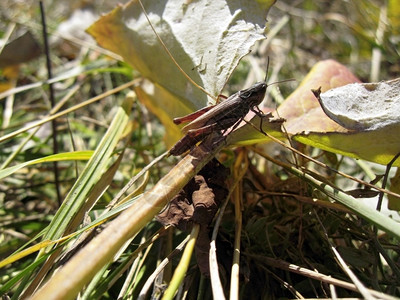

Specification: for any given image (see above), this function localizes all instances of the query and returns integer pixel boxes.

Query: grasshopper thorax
[239,81,267,106]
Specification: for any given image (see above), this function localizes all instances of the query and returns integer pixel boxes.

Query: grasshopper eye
[239,82,267,99]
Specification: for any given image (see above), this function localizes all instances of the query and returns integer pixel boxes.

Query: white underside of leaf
[319,78,400,131]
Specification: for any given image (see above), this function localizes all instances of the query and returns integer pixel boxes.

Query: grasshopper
[169,81,270,156]
[136,0,277,156]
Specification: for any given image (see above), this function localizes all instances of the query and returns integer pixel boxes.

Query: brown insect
[169,80,269,156]
[136,0,278,156]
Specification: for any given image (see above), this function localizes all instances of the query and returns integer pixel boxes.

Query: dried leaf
[276,59,361,134]
[345,189,379,198]
[156,159,229,230]
[0,31,41,68]
[156,159,229,275]
[87,0,273,145]
[296,78,400,166]
[317,78,400,131]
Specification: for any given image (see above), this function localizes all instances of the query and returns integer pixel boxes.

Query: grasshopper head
[239,82,267,105]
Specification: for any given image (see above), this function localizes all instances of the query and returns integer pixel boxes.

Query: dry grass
[0,0,399,299]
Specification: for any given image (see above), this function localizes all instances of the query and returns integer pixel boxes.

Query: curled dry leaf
[299,78,400,166]
[156,159,229,275]
[275,61,400,166]
[276,59,361,134]
[316,78,400,131]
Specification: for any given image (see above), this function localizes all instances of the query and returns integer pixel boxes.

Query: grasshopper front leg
[250,106,270,136]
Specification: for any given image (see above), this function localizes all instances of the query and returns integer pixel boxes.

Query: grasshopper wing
[181,91,241,133]
[173,105,216,125]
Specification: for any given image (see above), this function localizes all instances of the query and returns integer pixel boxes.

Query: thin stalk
[230,150,248,300]
[40,1,61,205]
[162,224,200,300]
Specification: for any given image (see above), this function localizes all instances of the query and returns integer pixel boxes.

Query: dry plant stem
[40,1,61,205]
[259,191,352,213]
[21,94,135,298]
[209,155,249,300]
[1,83,81,170]
[31,137,224,300]
[1,23,16,129]
[254,149,400,239]
[3,92,14,130]
[121,238,153,298]
[329,284,337,299]
[248,254,397,300]
[138,235,190,300]
[370,5,387,82]
[331,247,373,299]
[373,238,400,280]
[247,132,400,199]
[0,79,139,144]
[106,226,171,293]
[0,22,16,54]
[161,225,200,300]
[20,247,64,298]
[109,151,168,208]
[377,151,400,211]
[266,270,303,298]
[230,150,248,300]
[210,213,227,299]
[314,211,373,299]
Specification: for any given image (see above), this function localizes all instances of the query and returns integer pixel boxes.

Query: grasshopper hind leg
[211,116,245,148]
[169,131,209,156]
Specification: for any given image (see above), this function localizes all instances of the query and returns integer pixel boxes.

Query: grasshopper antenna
[264,57,295,86]
[269,78,296,86]
[137,0,217,101]
[264,56,270,83]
